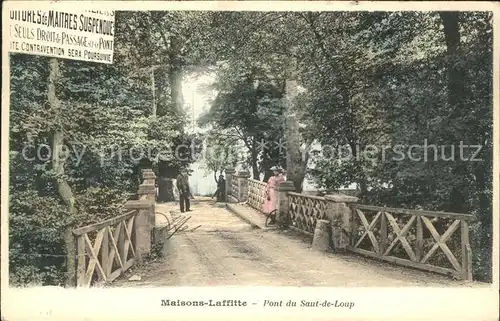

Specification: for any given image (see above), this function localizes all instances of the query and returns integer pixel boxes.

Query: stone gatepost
[276,181,295,228]
[312,220,331,252]
[225,168,235,202]
[138,169,156,200]
[138,184,156,201]
[142,168,156,185]
[324,194,359,252]
[237,170,250,202]
[138,168,161,251]
[125,200,155,262]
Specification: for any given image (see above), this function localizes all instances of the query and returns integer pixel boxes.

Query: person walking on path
[212,174,226,202]
[176,169,193,213]
[263,166,286,223]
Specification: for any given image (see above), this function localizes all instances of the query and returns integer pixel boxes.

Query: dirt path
[114,199,473,287]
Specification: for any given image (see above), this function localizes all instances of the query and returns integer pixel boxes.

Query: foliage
[9,190,70,286]
[198,60,286,179]
[199,131,240,182]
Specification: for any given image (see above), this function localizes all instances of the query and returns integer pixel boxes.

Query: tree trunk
[440,12,468,213]
[251,139,259,179]
[169,35,184,116]
[151,68,156,117]
[169,65,183,114]
[263,171,272,183]
[48,58,77,287]
[283,51,308,193]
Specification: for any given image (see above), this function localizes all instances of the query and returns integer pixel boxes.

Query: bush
[9,190,71,286]
[470,220,492,282]
[74,187,129,227]
[9,187,129,286]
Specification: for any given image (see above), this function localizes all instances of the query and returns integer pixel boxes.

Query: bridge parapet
[70,168,159,287]
[247,178,267,210]
[225,168,236,203]
[227,172,474,281]
[225,168,251,203]
[348,204,473,281]
[72,209,142,287]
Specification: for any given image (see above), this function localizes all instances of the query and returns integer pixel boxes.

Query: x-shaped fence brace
[74,211,137,287]
[352,208,468,275]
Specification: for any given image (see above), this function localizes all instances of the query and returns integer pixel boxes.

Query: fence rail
[349,204,473,280]
[72,209,139,287]
[247,179,267,211]
[288,192,328,235]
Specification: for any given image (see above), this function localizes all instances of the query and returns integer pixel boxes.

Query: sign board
[7,9,115,64]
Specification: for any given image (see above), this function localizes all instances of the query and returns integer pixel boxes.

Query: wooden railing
[72,209,139,287]
[288,192,328,235]
[348,204,473,280]
[247,179,267,211]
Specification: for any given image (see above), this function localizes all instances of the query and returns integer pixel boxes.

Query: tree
[199,59,286,179]
[200,131,239,182]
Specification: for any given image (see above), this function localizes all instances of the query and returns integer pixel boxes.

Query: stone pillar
[237,170,250,202]
[142,168,156,185]
[137,168,156,243]
[138,184,156,201]
[312,219,331,252]
[125,200,155,262]
[275,181,295,228]
[225,168,235,202]
[324,194,359,252]
[139,168,156,202]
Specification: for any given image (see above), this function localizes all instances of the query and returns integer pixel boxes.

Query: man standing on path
[176,169,193,213]
[212,174,226,202]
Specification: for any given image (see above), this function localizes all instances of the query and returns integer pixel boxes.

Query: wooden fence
[247,179,267,211]
[288,192,328,235]
[348,204,473,280]
[72,209,139,287]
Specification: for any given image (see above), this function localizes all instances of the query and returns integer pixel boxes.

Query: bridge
[69,168,475,287]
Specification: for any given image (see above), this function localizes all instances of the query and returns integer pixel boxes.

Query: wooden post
[324,194,359,252]
[461,220,473,281]
[76,235,86,287]
[416,216,423,262]
[101,229,109,278]
[118,225,126,263]
[225,168,235,202]
[380,211,388,255]
[276,181,295,228]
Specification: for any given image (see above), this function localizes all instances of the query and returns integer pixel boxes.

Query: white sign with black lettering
[7,10,115,64]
